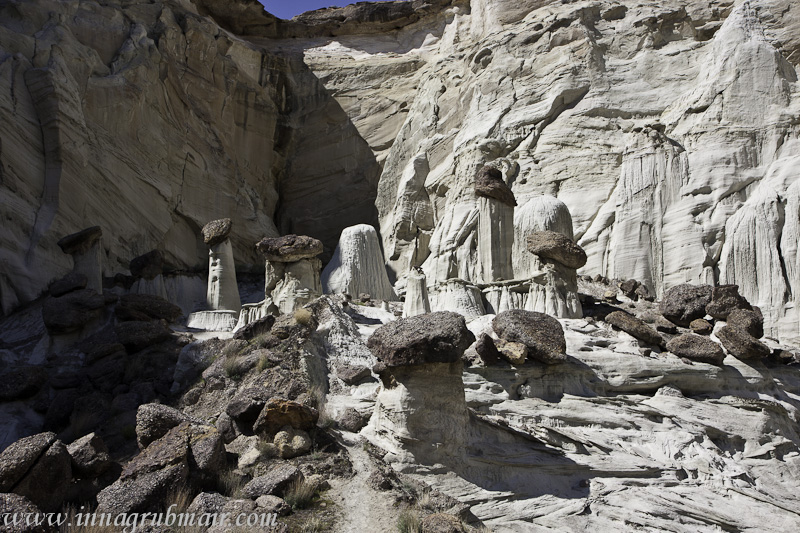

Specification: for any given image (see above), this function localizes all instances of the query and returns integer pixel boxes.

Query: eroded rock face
[322,224,395,301]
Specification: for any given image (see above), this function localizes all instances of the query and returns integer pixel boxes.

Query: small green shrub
[397,510,421,533]
[284,478,317,510]
[294,308,313,326]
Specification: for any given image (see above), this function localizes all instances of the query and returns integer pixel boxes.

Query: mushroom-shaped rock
[666,334,725,366]
[201,218,233,247]
[56,226,103,294]
[365,312,473,462]
[605,311,665,347]
[706,284,752,320]
[513,196,574,278]
[322,224,395,301]
[526,231,587,270]
[256,234,323,262]
[660,284,713,327]
[492,309,567,364]
[716,325,770,360]
[57,226,102,255]
[367,311,475,367]
[474,166,516,207]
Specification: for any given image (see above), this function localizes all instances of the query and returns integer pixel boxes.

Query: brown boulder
[726,308,764,339]
[716,326,770,360]
[367,312,475,367]
[689,319,713,335]
[605,311,664,347]
[474,166,516,207]
[256,234,323,262]
[201,218,233,247]
[526,231,587,269]
[492,310,567,364]
[705,284,752,320]
[42,289,105,334]
[659,284,712,327]
[57,226,102,255]
[666,334,725,366]
[253,399,319,436]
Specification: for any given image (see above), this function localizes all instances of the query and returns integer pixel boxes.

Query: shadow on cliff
[269,51,382,264]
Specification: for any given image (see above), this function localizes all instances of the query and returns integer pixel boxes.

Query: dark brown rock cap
[526,231,587,269]
[660,284,713,327]
[256,234,323,262]
[492,309,567,364]
[706,284,752,320]
[201,218,233,247]
[57,226,102,255]
[367,311,475,367]
[474,166,517,207]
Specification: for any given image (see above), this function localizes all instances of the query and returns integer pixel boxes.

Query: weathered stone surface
[0,433,57,492]
[526,231,587,269]
[42,289,105,334]
[474,166,516,207]
[253,399,319,436]
[716,326,770,360]
[660,284,713,327]
[241,464,304,499]
[129,250,164,280]
[726,308,764,338]
[67,433,111,478]
[492,310,566,364]
[322,224,395,301]
[114,320,172,352]
[666,334,725,366]
[336,408,367,432]
[256,234,323,262]
[272,426,312,459]
[255,495,291,516]
[619,279,640,300]
[57,226,102,255]
[224,368,306,425]
[135,404,190,450]
[367,311,475,367]
[496,339,528,366]
[689,319,713,335]
[117,293,182,322]
[233,314,276,341]
[201,218,233,247]
[706,285,752,320]
[49,271,87,297]
[606,311,665,348]
[0,494,47,533]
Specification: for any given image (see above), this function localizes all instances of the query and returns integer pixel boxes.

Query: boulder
[619,279,640,300]
[256,234,323,262]
[474,166,516,207]
[115,320,172,352]
[0,494,47,533]
[255,495,291,516]
[201,218,233,247]
[421,513,467,533]
[57,226,102,255]
[716,326,770,360]
[97,463,189,515]
[605,311,665,347]
[726,308,764,338]
[492,310,567,364]
[241,464,304,499]
[272,426,312,459]
[116,294,182,322]
[336,408,367,433]
[705,284,752,320]
[225,368,306,425]
[666,334,725,366]
[526,231,587,269]
[42,289,105,334]
[689,319,713,335]
[67,433,111,478]
[129,250,164,280]
[495,339,528,366]
[49,271,87,297]
[0,433,71,511]
[337,364,372,385]
[367,311,475,367]
[0,367,46,402]
[135,403,189,449]
[474,332,501,365]
[659,284,713,327]
[253,399,319,436]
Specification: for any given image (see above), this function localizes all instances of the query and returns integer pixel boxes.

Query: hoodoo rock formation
[2,0,800,531]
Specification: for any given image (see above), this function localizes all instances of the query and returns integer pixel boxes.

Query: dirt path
[329,433,400,533]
